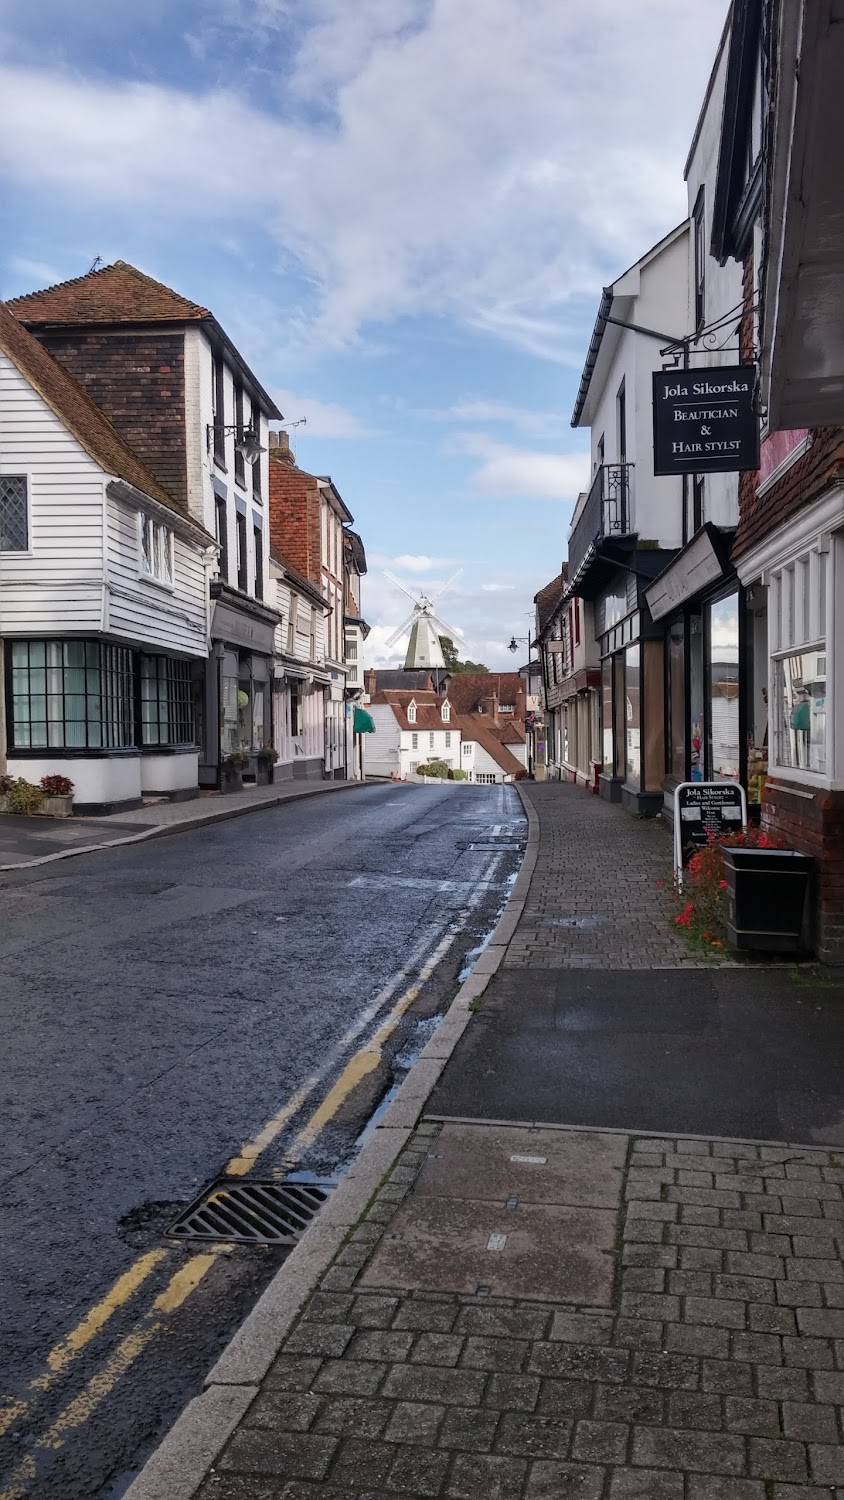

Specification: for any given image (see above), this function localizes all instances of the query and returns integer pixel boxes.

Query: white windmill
[383,569,464,671]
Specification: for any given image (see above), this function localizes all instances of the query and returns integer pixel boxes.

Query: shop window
[624,644,641,790]
[0,475,29,551]
[221,674,239,755]
[252,680,265,747]
[140,656,193,746]
[746,586,769,802]
[140,516,173,584]
[643,639,665,791]
[706,592,740,780]
[613,654,625,780]
[601,659,613,772]
[771,546,827,776]
[9,639,133,750]
[667,619,686,779]
[290,682,303,737]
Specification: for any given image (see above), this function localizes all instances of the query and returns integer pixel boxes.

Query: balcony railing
[568,463,632,582]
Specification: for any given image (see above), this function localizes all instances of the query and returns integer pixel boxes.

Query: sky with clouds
[0,0,728,667]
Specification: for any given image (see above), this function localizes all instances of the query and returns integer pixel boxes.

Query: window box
[723,846,813,952]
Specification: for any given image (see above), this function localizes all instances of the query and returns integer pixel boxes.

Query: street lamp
[206,424,266,465]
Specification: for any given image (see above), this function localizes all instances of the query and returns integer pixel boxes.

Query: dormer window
[441,701,450,723]
[407,700,417,724]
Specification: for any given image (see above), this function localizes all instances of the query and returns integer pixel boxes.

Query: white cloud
[416,399,568,439]
[456,434,590,501]
[272,389,372,438]
[7,255,63,285]
[0,0,727,359]
[369,553,456,575]
[481,583,516,592]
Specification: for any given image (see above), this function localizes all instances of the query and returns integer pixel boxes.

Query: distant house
[367,689,526,784]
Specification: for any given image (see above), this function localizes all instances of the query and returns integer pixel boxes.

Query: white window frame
[0,472,32,554]
[462,741,473,756]
[411,731,418,750]
[445,730,451,748]
[769,541,830,784]
[407,700,417,724]
[441,701,450,722]
[139,514,174,588]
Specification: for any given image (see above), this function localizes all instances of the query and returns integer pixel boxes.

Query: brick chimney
[268,429,296,465]
[366,667,377,696]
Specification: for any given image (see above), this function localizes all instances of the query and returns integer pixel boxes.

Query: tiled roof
[371,690,452,732]
[461,718,525,777]
[0,301,205,528]
[534,571,567,632]
[7,261,211,325]
[445,672,525,715]
[372,691,525,775]
[368,669,442,692]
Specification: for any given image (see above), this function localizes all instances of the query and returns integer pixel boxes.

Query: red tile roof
[534,571,567,631]
[7,261,211,325]
[0,302,208,529]
[371,692,525,776]
[445,672,525,715]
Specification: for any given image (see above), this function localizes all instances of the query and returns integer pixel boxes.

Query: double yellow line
[0,1248,229,1500]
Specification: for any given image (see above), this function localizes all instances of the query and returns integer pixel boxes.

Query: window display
[624,644,641,790]
[707,592,740,780]
[667,619,685,778]
[773,649,826,773]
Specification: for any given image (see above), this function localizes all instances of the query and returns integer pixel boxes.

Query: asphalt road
[0,781,524,1500]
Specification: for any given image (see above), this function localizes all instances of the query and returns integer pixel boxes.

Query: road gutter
[123,784,539,1500]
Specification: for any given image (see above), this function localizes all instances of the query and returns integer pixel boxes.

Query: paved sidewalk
[193,1122,844,1500]
[0,777,374,870]
[127,778,844,1499]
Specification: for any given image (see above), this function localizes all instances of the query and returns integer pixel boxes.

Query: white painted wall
[140,751,199,794]
[0,351,104,634]
[106,491,207,656]
[5,753,141,807]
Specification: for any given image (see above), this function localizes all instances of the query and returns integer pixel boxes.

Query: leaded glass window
[0,476,28,551]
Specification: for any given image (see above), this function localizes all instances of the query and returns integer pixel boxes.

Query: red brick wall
[268,449,322,585]
[37,330,188,508]
[762,782,844,963]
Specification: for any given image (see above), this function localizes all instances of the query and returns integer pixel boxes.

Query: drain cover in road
[168,1178,333,1245]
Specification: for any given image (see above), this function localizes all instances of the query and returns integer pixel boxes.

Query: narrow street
[0,783,525,1500]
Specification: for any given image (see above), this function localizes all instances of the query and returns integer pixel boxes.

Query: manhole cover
[168,1178,334,1245]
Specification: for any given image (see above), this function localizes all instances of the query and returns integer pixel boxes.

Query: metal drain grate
[168,1178,334,1245]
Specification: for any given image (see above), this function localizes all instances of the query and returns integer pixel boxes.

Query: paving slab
[414,1123,627,1206]
[359,1195,619,1303]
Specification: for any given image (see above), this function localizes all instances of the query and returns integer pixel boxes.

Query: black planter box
[256,762,274,786]
[723,847,813,952]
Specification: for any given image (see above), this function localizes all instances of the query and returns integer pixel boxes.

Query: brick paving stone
[609,1470,684,1499]
[349,1296,401,1329]
[411,1333,465,1367]
[243,1392,322,1432]
[195,1480,278,1500]
[383,1402,445,1446]
[530,1343,630,1383]
[392,1300,459,1332]
[776,1278,822,1305]
[484,1374,541,1411]
[748,1436,809,1481]
[327,1439,396,1488]
[313,1397,392,1439]
[551,1312,615,1343]
[684,1295,747,1329]
[620,1294,682,1326]
[439,1406,501,1453]
[686,1481,766,1499]
[383,1364,487,1405]
[666,1390,722,1430]
[446,1453,527,1500]
[266,1356,323,1391]
[813,1369,844,1401]
[747,1303,795,1334]
[596,1385,664,1425]
[387,1446,450,1495]
[536,1379,593,1418]
[680,1248,724,1272]
[347,1331,415,1363]
[723,1395,780,1436]
[495,1410,574,1460]
[622,1269,667,1293]
[219,1429,337,1479]
[570,1419,628,1463]
[782,1334,834,1367]
[631,1351,700,1390]
[631,1425,745,1474]
[457,1306,550,1340]
[754,1364,810,1400]
[809,1442,844,1484]
[781,1399,839,1442]
[525,1460,605,1498]
[664,1324,729,1359]
[461,1336,529,1372]
[303,1293,355,1324]
[701,1358,753,1394]
[285,1324,355,1359]
[613,1319,663,1350]
[622,1244,678,1269]
[313,1360,387,1396]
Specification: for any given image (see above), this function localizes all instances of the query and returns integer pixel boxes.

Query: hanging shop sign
[673,780,747,886]
[653,365,759,476]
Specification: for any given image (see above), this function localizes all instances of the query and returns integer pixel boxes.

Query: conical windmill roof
[404,614,446,670]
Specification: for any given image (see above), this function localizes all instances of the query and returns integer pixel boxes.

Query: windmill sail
[383,570,464,670]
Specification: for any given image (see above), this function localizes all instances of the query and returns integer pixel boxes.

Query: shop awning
[353,707,375,734]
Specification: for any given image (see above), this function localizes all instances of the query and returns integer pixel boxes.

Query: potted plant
[221,749,247,792]
[3,777,44,816]
[256,744,278,787]
[0,774,12,813]
[39,774,75,818]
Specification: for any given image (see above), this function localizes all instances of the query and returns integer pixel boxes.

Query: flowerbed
[665,825,787,952]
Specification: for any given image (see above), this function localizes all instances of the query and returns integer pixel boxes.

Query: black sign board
[673,780,747,871]
[653,365,759,476]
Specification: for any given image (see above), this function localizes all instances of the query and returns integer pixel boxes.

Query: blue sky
[0,0,728,668]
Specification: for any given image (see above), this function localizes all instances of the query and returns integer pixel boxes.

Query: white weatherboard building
[0,304,213,812]
[367,691,526,784]
[269,548,331,780]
